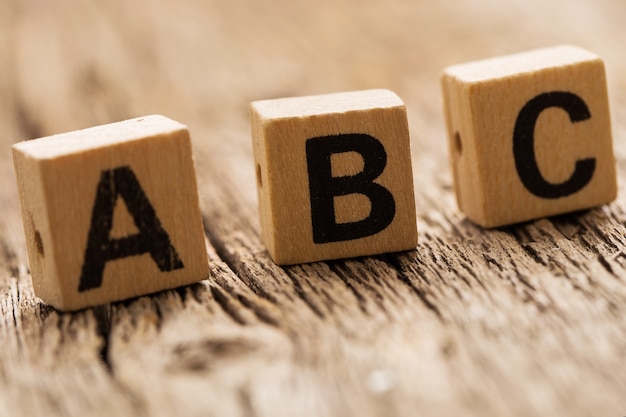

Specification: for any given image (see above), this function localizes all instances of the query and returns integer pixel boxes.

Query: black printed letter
[306,134,395,244]
[78,166,184,292]
[513,91,595,199]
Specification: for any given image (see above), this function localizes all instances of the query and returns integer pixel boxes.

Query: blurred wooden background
[1,0,625,416]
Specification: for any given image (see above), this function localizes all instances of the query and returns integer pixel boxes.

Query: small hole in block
[34,230,44,257]
[454,132,463,155]
[256,163,262,187]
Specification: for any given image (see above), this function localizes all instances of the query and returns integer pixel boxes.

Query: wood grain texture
[1,0,626,416]
[442,45,617,227]
[250,89,417,264]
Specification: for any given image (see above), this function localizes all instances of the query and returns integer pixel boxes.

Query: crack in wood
[203,217,283,305]
[283,268,326,319]
[326,262,371,315]
[93,304,112,371]
[382,254,444,321]
[210,285,248,325]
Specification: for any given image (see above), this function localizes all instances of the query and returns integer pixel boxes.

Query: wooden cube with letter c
[12,115,209,311]
[250,89,418,265]
[441,45,617,228]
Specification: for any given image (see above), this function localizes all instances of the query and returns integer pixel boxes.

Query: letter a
[78,166,184,292]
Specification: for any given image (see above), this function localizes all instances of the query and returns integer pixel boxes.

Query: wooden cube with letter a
[250,89,417,265]
[441,45,617,228]
[12,115,209,311]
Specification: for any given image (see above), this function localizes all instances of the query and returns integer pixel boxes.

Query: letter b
[306,134,396,244]
[251,89,418,264]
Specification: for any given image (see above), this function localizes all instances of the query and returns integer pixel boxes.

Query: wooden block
[441,45,617,228]
[250,89,417,265]
[12,115,209,311]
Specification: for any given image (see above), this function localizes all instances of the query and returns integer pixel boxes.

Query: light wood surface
[442,45,617,227]
[1,1,626,416]
[251,89,417,264]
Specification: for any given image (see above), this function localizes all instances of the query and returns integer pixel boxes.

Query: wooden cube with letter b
[441,45,617,227]
[12,115,209,311]
[250,89,417,265]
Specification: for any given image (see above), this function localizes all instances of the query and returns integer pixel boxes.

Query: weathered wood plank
[1,0,626,416]
[196,145,626,416]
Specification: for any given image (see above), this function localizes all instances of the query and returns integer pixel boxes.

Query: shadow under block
[12,115,209,311]
[441,45,617,228]
[250,89,418,265]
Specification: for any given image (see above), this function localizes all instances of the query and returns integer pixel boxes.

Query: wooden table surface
[1,1,626,416]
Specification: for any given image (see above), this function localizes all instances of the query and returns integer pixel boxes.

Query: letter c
[513,91,595,199]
